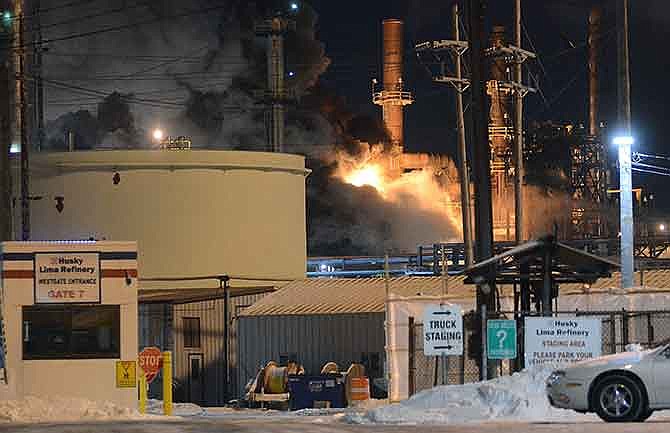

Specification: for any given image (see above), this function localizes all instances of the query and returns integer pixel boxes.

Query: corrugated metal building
[236,276,473,397]
[138,287,273,405]
[236,270,670,398]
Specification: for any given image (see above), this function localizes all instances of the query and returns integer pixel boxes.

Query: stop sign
[138,347,163,383]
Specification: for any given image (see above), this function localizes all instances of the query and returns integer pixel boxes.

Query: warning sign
[423,304,463,356]
[116,361,136,388]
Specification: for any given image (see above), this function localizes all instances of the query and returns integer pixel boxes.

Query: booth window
[183,317,200,348]
[23,306,120,359]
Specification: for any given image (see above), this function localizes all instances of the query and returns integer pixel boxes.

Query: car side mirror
[663,347,670,359]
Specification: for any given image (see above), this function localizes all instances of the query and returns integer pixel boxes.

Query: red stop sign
[138,347,163,384]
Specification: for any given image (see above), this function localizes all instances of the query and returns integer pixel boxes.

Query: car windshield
[649,337,670,349]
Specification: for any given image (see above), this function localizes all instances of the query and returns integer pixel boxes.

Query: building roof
[239,270,670,317]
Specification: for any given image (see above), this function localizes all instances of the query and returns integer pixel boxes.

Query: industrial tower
[372,19,414,164]
[570,6,608,238]
[256,16,295,153]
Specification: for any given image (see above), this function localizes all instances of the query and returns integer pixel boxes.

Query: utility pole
[414,13,472,265]
[513,0,524,243]
[14,0,28,241]
[468,0,495,381]
[453,4,474,267]
[0,46,10,242]
[34,0,43,152]
[617,0,633,289]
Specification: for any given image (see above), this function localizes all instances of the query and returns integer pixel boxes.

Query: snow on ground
[147,399,204,417]
[0,396,150,423]
[346,366,597,425]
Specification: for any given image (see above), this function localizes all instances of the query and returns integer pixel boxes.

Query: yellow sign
[116,361,137,388]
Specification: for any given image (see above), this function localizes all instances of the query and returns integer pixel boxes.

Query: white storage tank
[26,150,309,284]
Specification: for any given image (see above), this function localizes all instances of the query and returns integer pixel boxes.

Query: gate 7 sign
[487,319,517,359]
[423,304,463,356]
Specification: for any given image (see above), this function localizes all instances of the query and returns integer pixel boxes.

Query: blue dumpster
[287,374,346,410]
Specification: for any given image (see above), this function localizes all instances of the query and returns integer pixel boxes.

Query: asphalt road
[1,418,670,433]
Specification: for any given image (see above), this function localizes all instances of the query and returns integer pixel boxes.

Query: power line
[8,3,229,51]
[24,0,153,34]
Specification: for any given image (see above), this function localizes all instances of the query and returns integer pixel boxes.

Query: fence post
[622,309,629,350]
[408,316,415,396]
[647,313,654,344]
[609,313,616,353]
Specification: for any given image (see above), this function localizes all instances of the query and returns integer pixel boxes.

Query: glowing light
[288,71,295,77]
[613,135,634,146]
[660,224,666,232]
[152,128,164,141]
[345,165,385,192]
[290,2,299,11]
[10,143,19,153]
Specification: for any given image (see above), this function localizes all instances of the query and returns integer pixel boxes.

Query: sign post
[487,319,517,359]
[423,304,463,356]
[524,317,602,366]
[163,351,173,416]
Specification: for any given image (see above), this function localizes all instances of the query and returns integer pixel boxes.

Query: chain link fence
[409,309,670,396]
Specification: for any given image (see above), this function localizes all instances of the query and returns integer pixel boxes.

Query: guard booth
[0,241,138,407]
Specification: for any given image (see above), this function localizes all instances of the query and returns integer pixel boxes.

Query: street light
[152,128,164,141]
[614,134,634,289]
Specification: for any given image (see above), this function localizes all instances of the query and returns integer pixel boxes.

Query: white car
[546,341,670,422]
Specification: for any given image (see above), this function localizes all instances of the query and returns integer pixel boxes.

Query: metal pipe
[617,0,633,289]
[542,246,552,313]
[514,0,524,243]
[222,277,230,403]
[453,4,474,266]
[480,303,488,381]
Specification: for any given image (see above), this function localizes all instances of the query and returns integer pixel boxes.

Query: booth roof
[238,270,670,317]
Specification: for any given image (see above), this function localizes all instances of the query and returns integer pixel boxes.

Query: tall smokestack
[588,6,601,137]
[373,19,413,153]
[256,16,294,153]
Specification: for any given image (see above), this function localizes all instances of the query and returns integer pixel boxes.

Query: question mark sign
[496,330,507,349]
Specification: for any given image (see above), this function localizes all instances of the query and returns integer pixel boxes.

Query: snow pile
[348,366,591,425]
[147,399,203,417]
[0,396,146,423]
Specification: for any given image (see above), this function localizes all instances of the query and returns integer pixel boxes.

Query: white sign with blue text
[423,304,463,356]
[524,317,602,366]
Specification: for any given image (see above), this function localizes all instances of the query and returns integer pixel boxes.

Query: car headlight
[546,370,566,387]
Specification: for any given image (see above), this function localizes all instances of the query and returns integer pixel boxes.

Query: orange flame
[334,142,464,244]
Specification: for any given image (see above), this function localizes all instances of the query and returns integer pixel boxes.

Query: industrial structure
[256,16,295,153]
[372,19,414,154]
[18,149,310,405]
[416,14,535,242]
[570,6,609,239]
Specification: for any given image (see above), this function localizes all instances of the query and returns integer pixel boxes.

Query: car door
[652,346,670,406]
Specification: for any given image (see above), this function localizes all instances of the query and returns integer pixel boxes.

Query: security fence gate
[408,309,670,396]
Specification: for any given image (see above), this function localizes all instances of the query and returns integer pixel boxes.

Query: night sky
[311,0,670,205]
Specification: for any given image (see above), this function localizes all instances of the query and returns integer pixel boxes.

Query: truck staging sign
[35,253,100,303]
[524,317,602,366]
[423,304,463,356]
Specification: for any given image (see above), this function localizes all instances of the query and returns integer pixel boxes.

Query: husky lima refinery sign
[35,253,101,303]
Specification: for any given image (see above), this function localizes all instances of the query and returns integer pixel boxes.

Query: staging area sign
[35,253,100,303]
[423,304,463,356]
[524,317,602,367]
